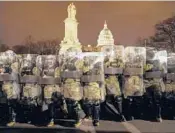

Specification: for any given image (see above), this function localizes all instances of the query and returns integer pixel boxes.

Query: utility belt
[124,67,143,76]
[166,73,175,81]
[81,74,104,83]
[0,73,19,83]
[145,71,164,79]
[61,71,82,79]
[104,67,123,75]
[38,77,61,85]
[59,68,104,82]
[20,75,39,84]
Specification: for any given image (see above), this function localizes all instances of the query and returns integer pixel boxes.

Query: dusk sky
[1,1,175,46]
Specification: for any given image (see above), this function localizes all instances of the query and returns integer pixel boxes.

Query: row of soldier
[0,45,174,128]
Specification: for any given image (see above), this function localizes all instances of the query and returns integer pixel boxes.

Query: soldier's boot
[27,106,33,124]
[47,118,54,127]
[115,97,126,122]
[84,103,93,122]
[93,120,99,126]
[74,119,82,128]
[156,117,162,122]
[93,103,100,126]
[47,104,55,127]
[7,108,16,127]
[74,102,83,128]
[155,98,162,122]
[74,114,83,128]
[155,105,162,122]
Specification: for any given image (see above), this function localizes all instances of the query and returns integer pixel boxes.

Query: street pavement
[0,119,175,133]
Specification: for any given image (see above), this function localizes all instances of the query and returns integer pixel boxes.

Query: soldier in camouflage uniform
[81,52,105,126]
[161,53,175,119]
[144,48,167,122]
[123,47,146,120]
[101,45,125,121]
[60,51,85,127]
[0,55,8,125]
[39,55,65,127]
[19,54,42,124]
[0,50,21,126]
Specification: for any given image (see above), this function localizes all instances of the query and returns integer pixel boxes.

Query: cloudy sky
[0,1,175,46]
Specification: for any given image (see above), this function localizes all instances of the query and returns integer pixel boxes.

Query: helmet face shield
[21,54,37,70]
[125,47,146,67]
[146,48,167,73]
[5,50,17,64]
[44,55,57,69]
[23,58,32,69]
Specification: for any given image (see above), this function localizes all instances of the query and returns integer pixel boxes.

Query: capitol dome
[97,21,114,47]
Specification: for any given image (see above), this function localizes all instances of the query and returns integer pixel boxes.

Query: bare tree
[12,45,29,54]
[141,16,175,52]
[15,35,60,54]
[0,40,10,52]
[0,43,10,52]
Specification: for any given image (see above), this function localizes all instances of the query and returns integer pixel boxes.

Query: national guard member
[81,52,105,126]
[162,53,175,119]
[39,54,65,127]
[60,50,85,128]
[0,50,21,126]
[123,47,146,120]
[101,45,125,121]
[144,48,167,122]
[0,54,8,125]
[19,54,42,124]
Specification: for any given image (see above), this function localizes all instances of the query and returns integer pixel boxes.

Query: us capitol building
[59,3,115,54]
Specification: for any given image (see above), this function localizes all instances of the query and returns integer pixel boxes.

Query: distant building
[97,21,115,47]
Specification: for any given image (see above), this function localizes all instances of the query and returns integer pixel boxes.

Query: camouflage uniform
[19,54,42,124]
[0,59,8,125]
[60,52,85,127]
[101,45,125,121]
[162,53,175,119]
[81,52,105,126]
[144,48,167,122]
[123,47,146,120]
[0,50,21,126]
[39,55,64,127]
